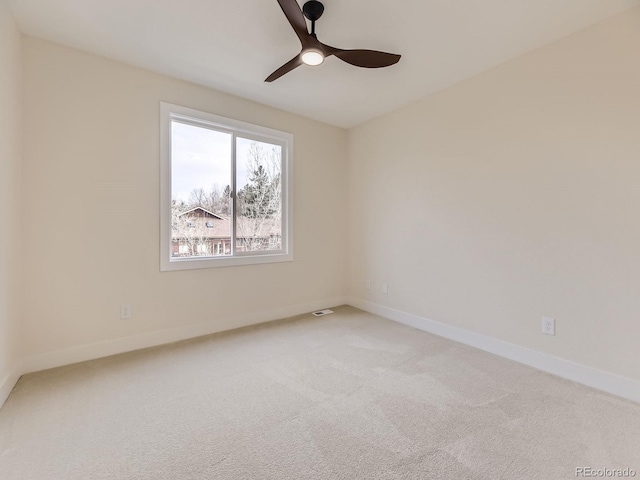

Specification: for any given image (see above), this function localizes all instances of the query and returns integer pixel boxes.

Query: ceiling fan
[265,0,401,82]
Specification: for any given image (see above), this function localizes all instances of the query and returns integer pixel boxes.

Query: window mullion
[231,133,237,255]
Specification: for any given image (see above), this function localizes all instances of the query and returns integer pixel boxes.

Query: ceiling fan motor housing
[302,1,325,22]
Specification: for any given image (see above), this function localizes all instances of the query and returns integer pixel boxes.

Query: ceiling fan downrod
[302,0,324,35]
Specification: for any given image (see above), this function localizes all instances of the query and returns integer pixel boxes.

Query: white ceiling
[7,0,639,128]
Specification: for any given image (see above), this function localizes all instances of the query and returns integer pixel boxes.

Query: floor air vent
[312,309,334,317]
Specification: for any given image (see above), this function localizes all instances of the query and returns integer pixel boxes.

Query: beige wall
[0,1,22,385]
[348,8,640,381]
[21,37,347,357]
[11,6,640,388]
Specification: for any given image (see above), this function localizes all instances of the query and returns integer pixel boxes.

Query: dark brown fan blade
[321,44,401,68]
[276,0,310,45]
[265,54,303,82]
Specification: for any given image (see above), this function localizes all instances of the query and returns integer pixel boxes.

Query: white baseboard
[0,365,22,410]
[4,295,638,408]
[347,296,640,404]
[0,296,347,409]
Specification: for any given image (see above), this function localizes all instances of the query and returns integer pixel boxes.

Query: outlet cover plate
[120,304,132,320]
[542,316,555,336]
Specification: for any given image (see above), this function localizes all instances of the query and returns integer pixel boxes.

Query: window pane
[235,138,283,252]
[171,121,232,258]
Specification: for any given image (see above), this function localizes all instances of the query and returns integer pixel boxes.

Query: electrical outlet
[382,282,388,295]
[120,304,132,320]
[365,279,371,290]
[542,316,555,336]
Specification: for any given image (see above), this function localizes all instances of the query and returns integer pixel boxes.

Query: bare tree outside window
[236,139,282,252]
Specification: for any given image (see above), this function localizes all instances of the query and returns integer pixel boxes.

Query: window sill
[160,252,293,271]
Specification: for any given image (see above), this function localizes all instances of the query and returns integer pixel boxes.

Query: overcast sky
[171,122,277,203]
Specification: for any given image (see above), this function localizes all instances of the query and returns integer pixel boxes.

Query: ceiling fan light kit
[266,0,401,82]
[301,48,324,66]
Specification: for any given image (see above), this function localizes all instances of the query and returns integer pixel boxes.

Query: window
[160,103,293,271]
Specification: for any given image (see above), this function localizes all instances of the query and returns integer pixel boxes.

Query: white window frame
[160,102,293,271]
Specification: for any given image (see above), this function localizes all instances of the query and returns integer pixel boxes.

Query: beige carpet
[1,306,639,479]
